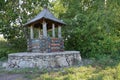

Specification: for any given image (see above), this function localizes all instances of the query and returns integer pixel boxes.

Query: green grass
[32,64,120,80]
[1,65,114,80]
[32,54,120,80]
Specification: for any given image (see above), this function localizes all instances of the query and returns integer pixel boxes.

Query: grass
[31,54,120,80]
[32,63,120,80]
[3,56,117,80]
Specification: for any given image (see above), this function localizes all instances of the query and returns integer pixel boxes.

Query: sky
[0,34,3,38]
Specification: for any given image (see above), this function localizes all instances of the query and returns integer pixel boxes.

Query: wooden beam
[58,26,62,38]
[42,21,47,37]
[52,23,55,37]
[30,25,34,39]
[38,28,41,38]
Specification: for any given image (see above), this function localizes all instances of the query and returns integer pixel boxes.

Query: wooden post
[42,21,47,37]
[38,28,41,38]
[30,25,34,39]
[52,23,55,37]
[58,26,62,38]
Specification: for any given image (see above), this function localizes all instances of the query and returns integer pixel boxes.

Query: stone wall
[8,51,81,69]
[27,37,64,53]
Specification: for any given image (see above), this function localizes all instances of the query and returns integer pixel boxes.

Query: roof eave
[23,18,66,27]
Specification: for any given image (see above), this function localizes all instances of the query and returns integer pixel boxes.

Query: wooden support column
[52,23,55,37]
[42,21,47,37]
[58,26,62,38]
[38,28,41,38]
[30,25,34,39]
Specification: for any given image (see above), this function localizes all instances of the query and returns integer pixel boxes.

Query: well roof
[23,7,65,27]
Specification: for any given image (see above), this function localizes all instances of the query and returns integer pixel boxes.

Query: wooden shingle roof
[24,7,65,27]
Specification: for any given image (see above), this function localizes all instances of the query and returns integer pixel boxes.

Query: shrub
[0,37,26,59]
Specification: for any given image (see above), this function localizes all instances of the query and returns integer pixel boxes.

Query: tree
[0,0,50,51]
[62,0,120,57]
[0,0,119,58]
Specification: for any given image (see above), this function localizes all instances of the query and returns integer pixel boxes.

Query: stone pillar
[52,23,55,37]
[42,21,47,37]
[30,25,34,39]
[38,28,41,38]
[58,26,62,38]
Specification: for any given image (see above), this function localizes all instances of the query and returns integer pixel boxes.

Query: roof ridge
[43,8,48,18]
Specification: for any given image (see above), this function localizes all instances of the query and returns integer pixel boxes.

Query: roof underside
[23,8,65,27]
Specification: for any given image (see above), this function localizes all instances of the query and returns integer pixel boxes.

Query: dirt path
[0,61,30,80]
[0,73,29,80]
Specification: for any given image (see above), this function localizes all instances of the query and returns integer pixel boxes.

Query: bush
[0,37,26,59]
[64,28,120,58]
[8,38,27,52]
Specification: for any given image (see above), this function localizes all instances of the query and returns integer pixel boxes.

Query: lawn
[33,62,120,80]
[0,60,120,80]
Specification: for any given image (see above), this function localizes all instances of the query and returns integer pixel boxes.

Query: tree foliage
[0,0,120,58]
[63,0,120,57]
[0,0,50,51]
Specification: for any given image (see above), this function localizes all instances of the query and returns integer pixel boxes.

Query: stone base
[8,51,81,69]
[27,38,64,53]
